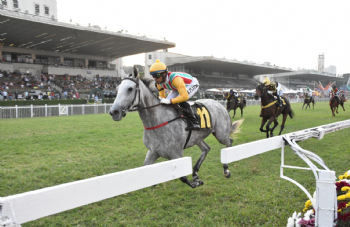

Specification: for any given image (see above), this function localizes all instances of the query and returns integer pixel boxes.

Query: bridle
[120,77,162,116]
[255,84,268,98]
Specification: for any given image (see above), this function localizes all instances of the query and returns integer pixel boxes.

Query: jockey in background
[263,78,282,107]
[150,59,200,131]
[331,85,341,102]
[226,89,238,103]
[306,87,313,101]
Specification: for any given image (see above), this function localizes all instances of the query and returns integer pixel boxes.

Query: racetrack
[1,101,349,227]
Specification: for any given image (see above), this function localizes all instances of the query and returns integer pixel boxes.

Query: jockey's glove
[160,98,171,105]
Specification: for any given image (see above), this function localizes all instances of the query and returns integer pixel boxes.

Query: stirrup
[185,122,200,131]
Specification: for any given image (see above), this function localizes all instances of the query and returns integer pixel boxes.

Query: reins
[122,77,186,130]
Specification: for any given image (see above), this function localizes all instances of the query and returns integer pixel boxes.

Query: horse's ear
[120,69,128,79]
[133,66,139,78]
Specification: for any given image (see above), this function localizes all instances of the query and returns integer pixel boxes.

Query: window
[148,55,152,60]
[13,0,18,8]
[1,0,7,6]
[44,6,49,15]
[35,4,39,14]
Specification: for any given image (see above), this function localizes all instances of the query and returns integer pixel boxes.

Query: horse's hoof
[223,170,231,178]
[193,180,204,187]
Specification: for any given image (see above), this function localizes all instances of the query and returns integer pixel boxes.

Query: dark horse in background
[255,84,295,138]
[302,95,315,110]
[224,93,246,118]
[329,95,346,117]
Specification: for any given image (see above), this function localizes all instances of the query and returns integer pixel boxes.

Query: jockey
[150,59,200,131]
[306,87,313,100]
[263,78,282,107]
[331,85,341,102]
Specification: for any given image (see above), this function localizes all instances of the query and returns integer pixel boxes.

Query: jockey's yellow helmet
[263,78,271,86]
[150,59,167,75]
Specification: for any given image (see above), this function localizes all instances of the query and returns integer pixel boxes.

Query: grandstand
[0,1,175,99]
[144,51,349,97]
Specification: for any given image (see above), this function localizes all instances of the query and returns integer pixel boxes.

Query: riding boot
[179,101,200,131]
[276,94,282,107]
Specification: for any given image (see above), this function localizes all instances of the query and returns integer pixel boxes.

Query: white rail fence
[0,157,192,226]
[0,98,330,119]
[221,119,350,227]
[0,103,113,119]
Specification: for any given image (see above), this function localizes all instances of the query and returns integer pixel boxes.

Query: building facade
[0,0,57,19]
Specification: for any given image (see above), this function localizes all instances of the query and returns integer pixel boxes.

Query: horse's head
[109,66,139,121]
[254,83,267,100]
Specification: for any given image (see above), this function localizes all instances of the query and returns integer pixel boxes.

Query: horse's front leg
[143,150,160,166]
[240,106,243,118]
[233,108,236,119]
[302,103,305,110]
[265,117,274,138]
[270,118,279,137]
[260,118,268,133]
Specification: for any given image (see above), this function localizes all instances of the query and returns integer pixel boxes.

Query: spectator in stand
[8,91,12,100]
[15,91,18,100]
[2,90,8,100]
[63,91,68,99]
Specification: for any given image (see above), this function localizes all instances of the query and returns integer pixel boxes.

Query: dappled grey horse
[109,66,242,188]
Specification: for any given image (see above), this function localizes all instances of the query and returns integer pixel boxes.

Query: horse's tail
[289,109,295,119]
[230,118,244,138]
[283,97,295,119]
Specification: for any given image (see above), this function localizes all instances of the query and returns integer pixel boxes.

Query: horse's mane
[139,76,159,97]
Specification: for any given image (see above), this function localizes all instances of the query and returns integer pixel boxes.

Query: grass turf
[0,101,349,227]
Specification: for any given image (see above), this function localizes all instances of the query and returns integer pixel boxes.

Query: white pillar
[316,170,337,227]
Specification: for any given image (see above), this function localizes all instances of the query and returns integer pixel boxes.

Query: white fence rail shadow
[221,119,350,227]
[0,157,192,226]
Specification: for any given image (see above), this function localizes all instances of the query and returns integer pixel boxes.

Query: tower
[318,54,324,72]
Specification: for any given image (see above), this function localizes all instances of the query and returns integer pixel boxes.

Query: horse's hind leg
[302,103,305,110]
[278,113,288,135]
[240,106,243,118]
[233,108,236,119]
[212,130,233,178]
[192,140,210,184]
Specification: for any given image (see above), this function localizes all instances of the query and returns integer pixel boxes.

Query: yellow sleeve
[170,77,189,104]
[156,84,166,99]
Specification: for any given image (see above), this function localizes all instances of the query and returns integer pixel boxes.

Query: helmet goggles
[151,72,164,79]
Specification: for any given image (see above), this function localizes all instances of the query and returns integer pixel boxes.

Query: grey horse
[109,66,243,188]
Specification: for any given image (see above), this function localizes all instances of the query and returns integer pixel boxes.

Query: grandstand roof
[167,56,293,76]
[0,11,175,59]
[273,70,345,81]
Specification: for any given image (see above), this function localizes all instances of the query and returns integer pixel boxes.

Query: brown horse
[224,94,246,118]
[254,83,295,138]
[329,96,346,117]
[302,95,315,110]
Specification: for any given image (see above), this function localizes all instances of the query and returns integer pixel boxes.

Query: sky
[57,0,350,74]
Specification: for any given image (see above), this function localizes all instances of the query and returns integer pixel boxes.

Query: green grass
[0,101,349,227]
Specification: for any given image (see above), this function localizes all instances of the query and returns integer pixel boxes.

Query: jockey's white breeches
[166,77,199,100]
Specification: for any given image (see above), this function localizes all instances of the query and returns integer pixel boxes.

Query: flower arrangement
[287,170,350,227]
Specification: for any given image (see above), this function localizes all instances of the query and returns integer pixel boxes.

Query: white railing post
[94,103,96,114]
[82,104,85,115]
[71,104,73,116]
[58,104,60,116]
[31,105,33,118]
[15,105,18,118]
[104,103,107,113]
[316,170,337,227]
[45,104,47,117]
